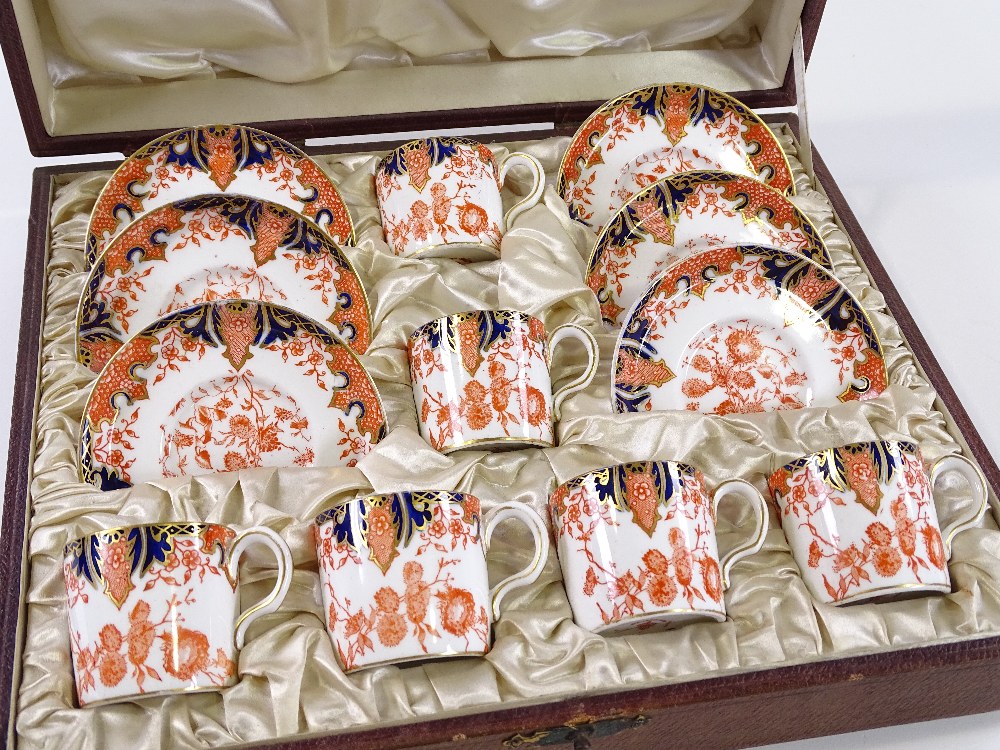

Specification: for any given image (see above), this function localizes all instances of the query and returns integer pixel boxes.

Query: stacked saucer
[557,83,889,417]
[77,126,385,490]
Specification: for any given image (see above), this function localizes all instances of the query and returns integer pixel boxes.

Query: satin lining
[14,128,1000,749]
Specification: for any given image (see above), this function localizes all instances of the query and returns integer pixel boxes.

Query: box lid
[1,0,825,157]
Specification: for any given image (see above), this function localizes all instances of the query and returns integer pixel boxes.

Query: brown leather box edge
[6,113,1000,748]
[0,164,55,749]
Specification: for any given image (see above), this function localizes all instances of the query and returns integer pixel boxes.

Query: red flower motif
[648,574,678,606]
[460,380,493,430]
[642,549,669,576]
[376,611,407,646]
[161,627,210,681]
[439,587,477,637]
[724,328,762,365]
[807,540,822,568]
[525,386,548,427]
[866,522,892,546]
[872,545,902,577]
[224,451,250,471]
[701,557,723,602]
[98,652,127,686]
[374,587,400,612]
[458,203,490,235]
[583,567,599,596]
[922,526,946,569]
[100,624,123,650]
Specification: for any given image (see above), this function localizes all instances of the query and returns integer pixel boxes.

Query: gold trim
[609,246,889,412]
[78,680,233,709]
[440,435,554,454]
[770,440,918,485]
[84,123,357,269]
[64,521,230,556]
[548,323,600,421]
[312,490,478,528]
[556,81,797,207]
[374,135,497,180]
[76,196,372,370]
[334,643,490,674]
[77,298,388,487]
[585,169,833,309]
[409,309,540,346]
[590,606,726,635]
[550,461,701,518]
[823,581,952,607]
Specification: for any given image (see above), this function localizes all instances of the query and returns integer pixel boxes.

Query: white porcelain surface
[64,523,291,705]
[375,137,543,259]
[550,462,767,633]
[557,83,794,233]
[80,300,386,490]
[77,194,370,373]
[408,310,597,452]
[85,125,355,267]
[612,246,887,415]
[587,171,831,327]
[314,492,548,671]
[769,441,988,606]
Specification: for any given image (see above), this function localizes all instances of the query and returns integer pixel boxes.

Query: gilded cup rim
[769,439,919,492]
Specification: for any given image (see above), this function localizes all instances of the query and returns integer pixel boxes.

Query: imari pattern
[613,245,888,414]
[550,461,701,534]
[550,462,726,629]
[557,83,794,227]
[376,137,499,194]
[586,171,832,326]
[315,493,488,670]
[86,125,355,267]
[78,195,370,373]
[769,442,949,603]
[79,301,387,490]
[64,523,237,608]
[63,523,242,701]
[410,310,547,374]
[316,491,481,575]
[769,441,918,516]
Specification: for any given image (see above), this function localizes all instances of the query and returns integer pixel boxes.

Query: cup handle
[547,323,599,421]
[930,454,989,557]
[713,479,769,589]
[499,152,545,232]
[227,526,294,650]
[483,502,550,621]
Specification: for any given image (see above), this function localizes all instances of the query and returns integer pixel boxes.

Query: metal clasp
[504,715,647,750]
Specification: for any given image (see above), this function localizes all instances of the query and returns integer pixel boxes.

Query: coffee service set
[65,83,989,705]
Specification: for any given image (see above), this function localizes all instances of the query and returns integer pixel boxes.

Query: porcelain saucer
[588,171,830,326]
[80,300,387,490]
[557,83,794,233]
[76,194,371,374]
[612,245,888,415]
[85,124,355,268]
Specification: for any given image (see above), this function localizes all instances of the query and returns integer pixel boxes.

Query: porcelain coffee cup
[768,440,988,606]
[313,491,548,672]
[374,136,544,259]
[408,309,599,452]
[63,522,292,706]
[549,461,768,634]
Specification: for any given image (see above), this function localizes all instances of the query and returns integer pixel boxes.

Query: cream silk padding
[42,0,764,87]
[15,129,1000,749]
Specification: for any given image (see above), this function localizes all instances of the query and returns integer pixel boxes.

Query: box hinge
[792,20,813,175]
[503,715,647,750]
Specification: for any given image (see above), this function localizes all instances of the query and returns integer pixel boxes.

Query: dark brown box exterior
[3,2,1000,748]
